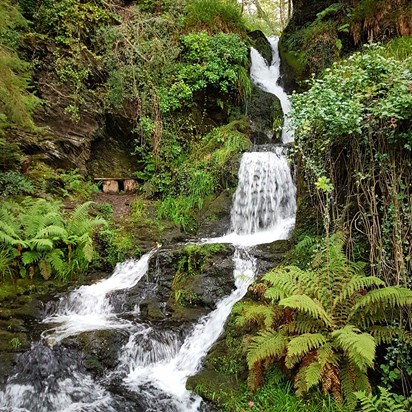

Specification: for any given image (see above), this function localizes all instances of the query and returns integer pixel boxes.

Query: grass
[185,0,246,34]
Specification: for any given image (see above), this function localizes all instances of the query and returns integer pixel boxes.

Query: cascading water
[43,250,157,344]
[250,37,293,144]
[0,36,296,412]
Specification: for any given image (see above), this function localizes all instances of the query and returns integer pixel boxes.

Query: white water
[119,249,256,411]
[250,36,293,143]
[42,250,156,343]
[117,38,297,410]
[0,38,296,412]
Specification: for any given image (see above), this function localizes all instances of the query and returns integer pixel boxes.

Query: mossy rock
[249,84,283,144]
[248,30,272,64]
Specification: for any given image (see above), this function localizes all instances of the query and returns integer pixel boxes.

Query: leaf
[21,250,41,265]
[247,331,288,368]
[350,287,412,319]
[279,294,333,327]
[285,333,327,369]
[332,325,375,372]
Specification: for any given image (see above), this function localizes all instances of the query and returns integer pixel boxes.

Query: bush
[185,0,246,34]
[0,171,34,197]
[0,199,106,281]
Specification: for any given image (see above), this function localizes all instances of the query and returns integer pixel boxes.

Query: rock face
[122,243,236,324]
[249,84,283,144]
[248,30,272,64]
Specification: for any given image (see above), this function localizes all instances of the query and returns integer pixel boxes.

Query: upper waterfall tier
[250,36,293,144]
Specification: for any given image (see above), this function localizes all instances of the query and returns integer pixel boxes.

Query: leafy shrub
[0,199,106,281]
[162,32,249,112]
[291,44,412,284]
[0,171,34,197]
[185,0,246,33]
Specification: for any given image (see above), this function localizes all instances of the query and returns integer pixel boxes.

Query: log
[102,180,119,193]
[124,179,138,193]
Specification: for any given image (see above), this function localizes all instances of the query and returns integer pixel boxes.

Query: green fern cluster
[235,233,412,406]
[0,198,106,281]
[355,386,411,412]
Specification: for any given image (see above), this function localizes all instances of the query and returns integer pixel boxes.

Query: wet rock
[66,329,131,375]
[122,244,235,324]
[254,239,291,275]
[249,84,284,145]
[197,190,234,238]
[248,30,272,64]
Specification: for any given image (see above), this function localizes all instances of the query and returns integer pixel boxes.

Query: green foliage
[379,329,412,395]
[97,226,140,269]
[0,171,34,197]
[9,336,21,349]
[0,1,39,132]
[0,198,106,281]
[235,233,412,405]
[156,120,250,232]
[355,387,411,412]
[291,44,412,284]
[162,32,250,112]
[185,0,246,34]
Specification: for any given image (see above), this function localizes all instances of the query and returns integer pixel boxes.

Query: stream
[0,37,296,412]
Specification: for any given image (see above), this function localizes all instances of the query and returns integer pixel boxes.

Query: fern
[294,361,323,396]
[355,387,407,412]
[234,301,277,329]
[279,294,332,327]
[333,275,385,307]
[239,232,412,402]
[285,333,326,369]
[247,331,287,368]
[350,287,412,319]
[332,325,375,372]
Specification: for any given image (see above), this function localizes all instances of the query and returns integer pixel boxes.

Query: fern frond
[36,225,67,240]
[281,318,323,335]
[21,250,41,265]
[332,325,375,372]
[234,301,278,329]
[368,326,397,345]
[247,331,287,368]
[279,294,333,327]
[46,249,65,276]
[317,343,339,368]
[294,361,323,396]
[341,361,371,409]
[334,275,386,307]
[26,238,53,251]
[263,266,302,299]
[285,333,327,369]
[350,287,412,319]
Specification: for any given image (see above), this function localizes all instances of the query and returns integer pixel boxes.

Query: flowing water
[0,37,295,412]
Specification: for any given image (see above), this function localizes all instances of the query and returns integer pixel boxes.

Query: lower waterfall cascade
[0,36,296,412]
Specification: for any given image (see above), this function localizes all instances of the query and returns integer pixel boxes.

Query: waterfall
[42,250,157,344]
[0,36,296,412]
